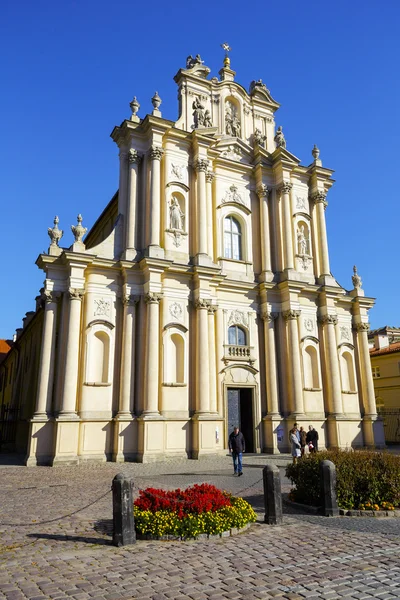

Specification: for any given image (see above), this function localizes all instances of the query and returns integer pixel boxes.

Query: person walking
[228,426,245,476]
[290,426,301,464]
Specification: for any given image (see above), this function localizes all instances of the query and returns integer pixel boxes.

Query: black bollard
[320,460,339,517]
[263,464,283,525]
[112,473,136,546]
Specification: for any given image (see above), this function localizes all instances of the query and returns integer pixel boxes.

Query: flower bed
[134,483,257,539]
[285,449,400,511]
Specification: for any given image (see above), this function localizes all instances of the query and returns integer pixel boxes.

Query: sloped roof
[0,339,12,364]
[370,341,400,357]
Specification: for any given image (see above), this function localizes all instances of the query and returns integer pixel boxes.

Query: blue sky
[1,0,399,337]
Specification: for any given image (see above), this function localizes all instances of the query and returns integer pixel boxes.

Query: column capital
[144,292,163,304]
[261,310,278,322]
[195,298,212,310]
[148,145,164,161]
[277,181,293,195]
[207,304,218,314]
[283,309,301,321]
[195,159,209,172]
[205,170,215,183]
[43,290,61,304]
[310,190,328,206]
[256,184,269,198]
[318,314,338,326]
[68,288,85,301]
[128,148,143,165]
[353,322,370,333]
[122,294,140,306]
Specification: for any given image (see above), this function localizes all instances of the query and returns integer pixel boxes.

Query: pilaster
[283,309,304,416]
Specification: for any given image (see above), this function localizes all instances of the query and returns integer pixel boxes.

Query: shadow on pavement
[26,533,112,546]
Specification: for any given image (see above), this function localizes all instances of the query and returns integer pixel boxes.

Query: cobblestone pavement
[1,454,400,600]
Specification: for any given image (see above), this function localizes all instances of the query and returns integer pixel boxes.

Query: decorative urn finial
[352,265,362,289]
[151,91,162,110]
[48,216,63,248]
[312,144,320,161]
[130,96,140,117]
[71,214,87,244]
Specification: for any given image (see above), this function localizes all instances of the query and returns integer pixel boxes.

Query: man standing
[229,426,245,476]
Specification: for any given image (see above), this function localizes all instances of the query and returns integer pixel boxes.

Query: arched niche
[224,96,242,138]
[301,338,321,390]
[162,326,187,385]
[339,348,357,393]
[85,325,112,385]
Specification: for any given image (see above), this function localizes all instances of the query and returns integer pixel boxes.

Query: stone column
[195,159,209,256]
[59,288,85,417]
[118,151,128,218]
[278,182,294,271]
[118,295,139,416]
[148,146,164,248]
[283,310,304,416]
[34,291,59,417]
[195,299,210,414]
[208,305,217,413]
[206,171,215,260]
[126,150,142,251]
[356,322,377,416]
[261,311,279,415]
[319,315,343,415]
[257,185,272,275]
[143,292,162,415]
[312,191,330,276]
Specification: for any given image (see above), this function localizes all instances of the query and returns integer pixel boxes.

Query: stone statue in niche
[192,97,205,128]
[253,128,266,147]
[274,126,286,148]
[297,225,308,255]
[203,109,212,127]
[169,196,184,231]
[225,102,241,137]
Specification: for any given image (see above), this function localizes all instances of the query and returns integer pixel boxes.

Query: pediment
[270,146,301,167]
[213,138,253,165]
[249,80,280,111]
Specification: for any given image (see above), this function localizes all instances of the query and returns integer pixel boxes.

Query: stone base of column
[191,415,224,459]
[193,253,214,267]
[112,415,138,463]
[122,248,139,261]
[362,415,385,448]
[262,415,284,454]
[280,268,299,282]
[25,419,55,467]
[258,270,274,283]
[317,274,339,287]
[145,244,165,259]
[52,419,80,466]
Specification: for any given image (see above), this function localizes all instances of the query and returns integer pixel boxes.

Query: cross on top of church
[221,42,232,68]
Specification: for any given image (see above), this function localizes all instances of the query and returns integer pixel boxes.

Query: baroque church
[5,51,385,465]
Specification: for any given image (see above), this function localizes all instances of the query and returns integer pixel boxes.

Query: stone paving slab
[1,454,400,599]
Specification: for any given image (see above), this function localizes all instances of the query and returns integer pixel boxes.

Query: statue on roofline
[186,54,204,69]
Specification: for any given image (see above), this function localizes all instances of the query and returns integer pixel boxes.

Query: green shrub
[285,450,400,510]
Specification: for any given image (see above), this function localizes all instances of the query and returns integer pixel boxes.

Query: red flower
[134,483,232,515]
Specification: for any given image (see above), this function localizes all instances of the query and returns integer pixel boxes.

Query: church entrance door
[227,387,254,452]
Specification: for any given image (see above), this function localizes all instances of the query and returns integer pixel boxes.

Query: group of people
[228,423,320,475]
[290,423,319,463]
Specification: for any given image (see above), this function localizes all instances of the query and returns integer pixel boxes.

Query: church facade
[11,52,384,465]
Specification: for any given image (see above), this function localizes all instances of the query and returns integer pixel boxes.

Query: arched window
[303,345,320,388]
[87,331,110,383]
[341,351,356,392]
[224,216,242,260]
[228,325,246,346]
